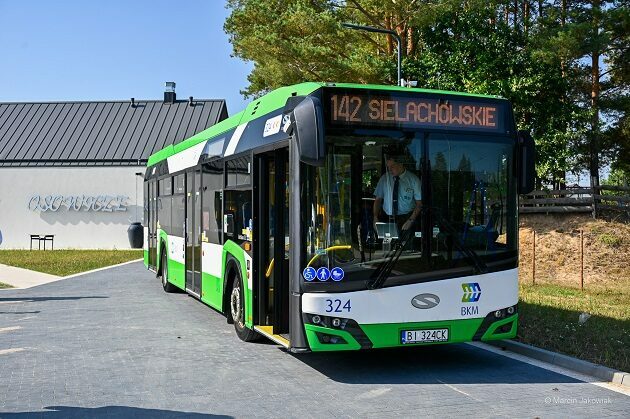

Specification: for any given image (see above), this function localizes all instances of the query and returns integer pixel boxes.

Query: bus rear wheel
[230,273,258,342]
[160,250,176,293]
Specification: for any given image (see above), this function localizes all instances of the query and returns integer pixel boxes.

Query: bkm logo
[461,283,481,303]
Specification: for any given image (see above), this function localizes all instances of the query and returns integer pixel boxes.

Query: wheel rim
[230,281,243,327]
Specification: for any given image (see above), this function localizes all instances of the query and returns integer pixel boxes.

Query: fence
[519,226,627,290]
[519,185,630,217]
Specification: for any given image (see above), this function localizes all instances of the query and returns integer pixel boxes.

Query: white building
[0,85,226,249]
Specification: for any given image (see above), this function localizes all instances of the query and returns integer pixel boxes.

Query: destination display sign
[326,91,506,133]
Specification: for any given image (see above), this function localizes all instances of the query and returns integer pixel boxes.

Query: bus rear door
[185,170,202,296]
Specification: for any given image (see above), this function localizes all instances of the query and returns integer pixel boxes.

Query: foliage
[224,0,629,184]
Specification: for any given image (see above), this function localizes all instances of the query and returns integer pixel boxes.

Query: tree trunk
[514,0,519,29]
[385,15,393,56]
[524,0,530,35]
[407,26,415,56]
[560,0,567,78]
[590,0,601,215]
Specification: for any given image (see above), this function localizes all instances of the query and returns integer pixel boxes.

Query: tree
[224,0,627,186]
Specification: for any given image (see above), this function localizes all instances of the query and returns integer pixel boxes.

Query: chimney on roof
[188,96,194,107]
[164,82,176,104]
[130,97,136,108]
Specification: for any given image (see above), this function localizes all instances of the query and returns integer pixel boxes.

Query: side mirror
[517,131,536,194]
[289,96,325,166]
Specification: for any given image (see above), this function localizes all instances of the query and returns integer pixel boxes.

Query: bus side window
[170,174,185,238]
[202,161,223,244]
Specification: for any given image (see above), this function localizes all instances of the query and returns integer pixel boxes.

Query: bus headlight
[332,318,341,327]
[507,306,515,315]
[312,315,321,324]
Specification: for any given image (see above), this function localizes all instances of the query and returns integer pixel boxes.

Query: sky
[0,0,252,115]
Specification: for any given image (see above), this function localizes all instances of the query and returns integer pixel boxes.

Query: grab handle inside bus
[290,96,325,167]
[517,130,536,194]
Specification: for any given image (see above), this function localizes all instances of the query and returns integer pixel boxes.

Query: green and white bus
[144,82,535,352]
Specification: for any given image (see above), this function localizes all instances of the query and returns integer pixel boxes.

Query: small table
[30,235,55,250]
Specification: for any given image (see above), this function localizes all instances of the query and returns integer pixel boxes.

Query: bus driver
[372,155,422,239]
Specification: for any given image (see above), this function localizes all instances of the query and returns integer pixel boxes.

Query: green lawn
[0,282,13,289]
[0,250,143,277]
[517,282,629,372]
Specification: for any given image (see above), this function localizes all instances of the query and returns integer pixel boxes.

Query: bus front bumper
[302,309,518,352]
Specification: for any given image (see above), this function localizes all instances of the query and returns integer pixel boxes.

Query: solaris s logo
[411,293,440,309]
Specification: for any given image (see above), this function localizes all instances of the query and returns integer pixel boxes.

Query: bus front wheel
[229,273,258,342]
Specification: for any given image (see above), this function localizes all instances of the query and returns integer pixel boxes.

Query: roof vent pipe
[189,96,194,107]
[130,98,136,108]
[164,82,176,104]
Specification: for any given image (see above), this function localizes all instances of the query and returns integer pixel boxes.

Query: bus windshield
[302,130,518,290]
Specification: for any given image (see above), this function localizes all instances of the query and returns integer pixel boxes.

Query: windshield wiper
[367,229,414,290]
[430,208,488,275]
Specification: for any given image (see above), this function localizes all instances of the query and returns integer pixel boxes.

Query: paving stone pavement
[0,261,628,418]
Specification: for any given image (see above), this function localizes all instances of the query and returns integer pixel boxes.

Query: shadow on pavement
[0,296,108,302]
[1,405,232,418]
[295,343,583,385]
[0,311,40,315]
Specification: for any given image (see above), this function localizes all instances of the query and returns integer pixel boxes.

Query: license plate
[401,328,449,344]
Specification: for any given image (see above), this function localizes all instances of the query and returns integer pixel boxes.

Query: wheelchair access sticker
[303,266,345,282]
[302,267,316,281]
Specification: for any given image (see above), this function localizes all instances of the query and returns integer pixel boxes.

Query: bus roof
[146,82,504,167]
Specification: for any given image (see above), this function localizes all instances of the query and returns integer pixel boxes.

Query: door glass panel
[186,172,194,286]
[266,157,275,318]
[224,190,252,248]
[194,172,202,288]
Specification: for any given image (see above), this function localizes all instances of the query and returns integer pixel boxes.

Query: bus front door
[256,148,290,339]
[185,170,202,296]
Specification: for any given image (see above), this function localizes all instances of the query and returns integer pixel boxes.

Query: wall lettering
[28,195,130,213]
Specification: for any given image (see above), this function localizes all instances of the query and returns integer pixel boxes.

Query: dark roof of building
[0,98,227,166]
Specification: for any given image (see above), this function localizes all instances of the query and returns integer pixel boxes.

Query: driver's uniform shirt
[374,169,422,216]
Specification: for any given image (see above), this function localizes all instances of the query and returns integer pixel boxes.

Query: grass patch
[518,282,630,372]
[598,233,622,248]
[0,250,143,277]
[0,282,14,289]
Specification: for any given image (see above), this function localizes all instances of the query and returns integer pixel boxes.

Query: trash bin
[127,222,143,249]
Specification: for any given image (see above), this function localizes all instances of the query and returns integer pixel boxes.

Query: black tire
[160,249,177,293]
[229,271,258,342]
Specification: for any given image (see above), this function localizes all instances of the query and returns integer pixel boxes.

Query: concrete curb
[0,258,144,289]
[489,339,630,388]
[61,258,144,279]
